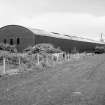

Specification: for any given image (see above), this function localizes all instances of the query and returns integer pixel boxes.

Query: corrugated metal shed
[29,28,105,44]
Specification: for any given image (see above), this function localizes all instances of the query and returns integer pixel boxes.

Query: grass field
[0,54,105,105]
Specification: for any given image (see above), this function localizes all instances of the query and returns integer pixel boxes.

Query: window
[10,38,13,45]
[4,39,7,44]
[17,38,20,45]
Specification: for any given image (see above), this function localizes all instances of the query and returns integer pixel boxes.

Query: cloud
[17,12,105,40]
[0,0,105,41]
[0,2,22,26]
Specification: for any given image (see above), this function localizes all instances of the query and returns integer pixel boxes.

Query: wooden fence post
[69,54,70,61]
[51,55,54,65]
[55,54,58,63]
[67,53,68,61]
[3,57,6,74]
[19,56,21,65]
[37,54,40,65]
[65,53,67,61]
[67,53,70,61]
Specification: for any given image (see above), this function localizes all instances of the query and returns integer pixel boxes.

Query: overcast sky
[0,0,105,40]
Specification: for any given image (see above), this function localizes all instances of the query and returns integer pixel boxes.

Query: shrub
[0,43,17,53]
[94,46,105,54]
[24,43,62,54]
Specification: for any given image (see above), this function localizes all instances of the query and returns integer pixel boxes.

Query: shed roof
[29,28,105,44]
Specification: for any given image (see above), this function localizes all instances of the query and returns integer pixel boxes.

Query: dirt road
[0,54,105,105]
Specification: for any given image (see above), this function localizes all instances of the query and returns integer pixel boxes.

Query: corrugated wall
[35,35,104,53]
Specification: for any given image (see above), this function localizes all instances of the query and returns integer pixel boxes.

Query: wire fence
[0,52,90,76]
[0,52,71,75]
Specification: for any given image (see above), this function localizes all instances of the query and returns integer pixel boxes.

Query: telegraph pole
[100,33,104,42]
